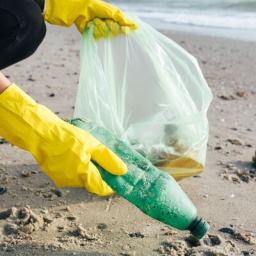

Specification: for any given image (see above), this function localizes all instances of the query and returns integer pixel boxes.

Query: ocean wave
[126,10,256,30]
[226,0,256,11]
[108,0,256,30]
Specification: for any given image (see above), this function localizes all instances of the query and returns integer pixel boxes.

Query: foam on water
[107,0,256,41]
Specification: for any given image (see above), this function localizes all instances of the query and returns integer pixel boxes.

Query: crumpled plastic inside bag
[74,15,213,181]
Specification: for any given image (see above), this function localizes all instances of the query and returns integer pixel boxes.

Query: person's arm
[0,71,127,196]
[0,72,11,94]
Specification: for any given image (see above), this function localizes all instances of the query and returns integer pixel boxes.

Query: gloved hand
[0,83,127,196]
[86,18,134,40]
[44,0,137,35]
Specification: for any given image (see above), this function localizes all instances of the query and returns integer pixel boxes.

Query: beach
[0,22,256,255]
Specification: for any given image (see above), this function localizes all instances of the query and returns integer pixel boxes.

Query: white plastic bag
[74,15,213,181]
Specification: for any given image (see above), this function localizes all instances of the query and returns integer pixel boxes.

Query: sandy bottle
[70,118,210,239]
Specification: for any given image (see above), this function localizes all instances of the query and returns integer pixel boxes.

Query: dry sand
[0,24,255,255]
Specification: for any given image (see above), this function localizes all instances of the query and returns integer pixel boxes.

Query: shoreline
[145,18,256,43]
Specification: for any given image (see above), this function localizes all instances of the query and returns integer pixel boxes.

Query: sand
[0,24,255,255]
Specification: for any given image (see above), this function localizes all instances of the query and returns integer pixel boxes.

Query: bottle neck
[188,216,210,239]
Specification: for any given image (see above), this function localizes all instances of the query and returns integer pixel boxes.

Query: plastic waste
[70,118,210,239]
[74,15,213,181]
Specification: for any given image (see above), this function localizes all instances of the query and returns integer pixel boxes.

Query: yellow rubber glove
[44,0,137,34]
[0,84,127,196]
[87,18,133,40]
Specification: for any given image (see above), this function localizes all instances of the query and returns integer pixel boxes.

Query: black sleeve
[0,0,46,70]
[34,0,45,12]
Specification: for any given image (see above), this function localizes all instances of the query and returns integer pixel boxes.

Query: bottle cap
[188,217,210,239]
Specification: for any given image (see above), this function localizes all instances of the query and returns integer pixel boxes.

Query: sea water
[106,0,256,42]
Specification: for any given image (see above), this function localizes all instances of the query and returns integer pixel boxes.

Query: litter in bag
[74,15,213,181]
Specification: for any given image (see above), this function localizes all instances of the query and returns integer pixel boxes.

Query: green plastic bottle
[70,118,210,239]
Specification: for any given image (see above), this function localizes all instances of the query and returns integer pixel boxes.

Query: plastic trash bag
[74,15,213,181]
